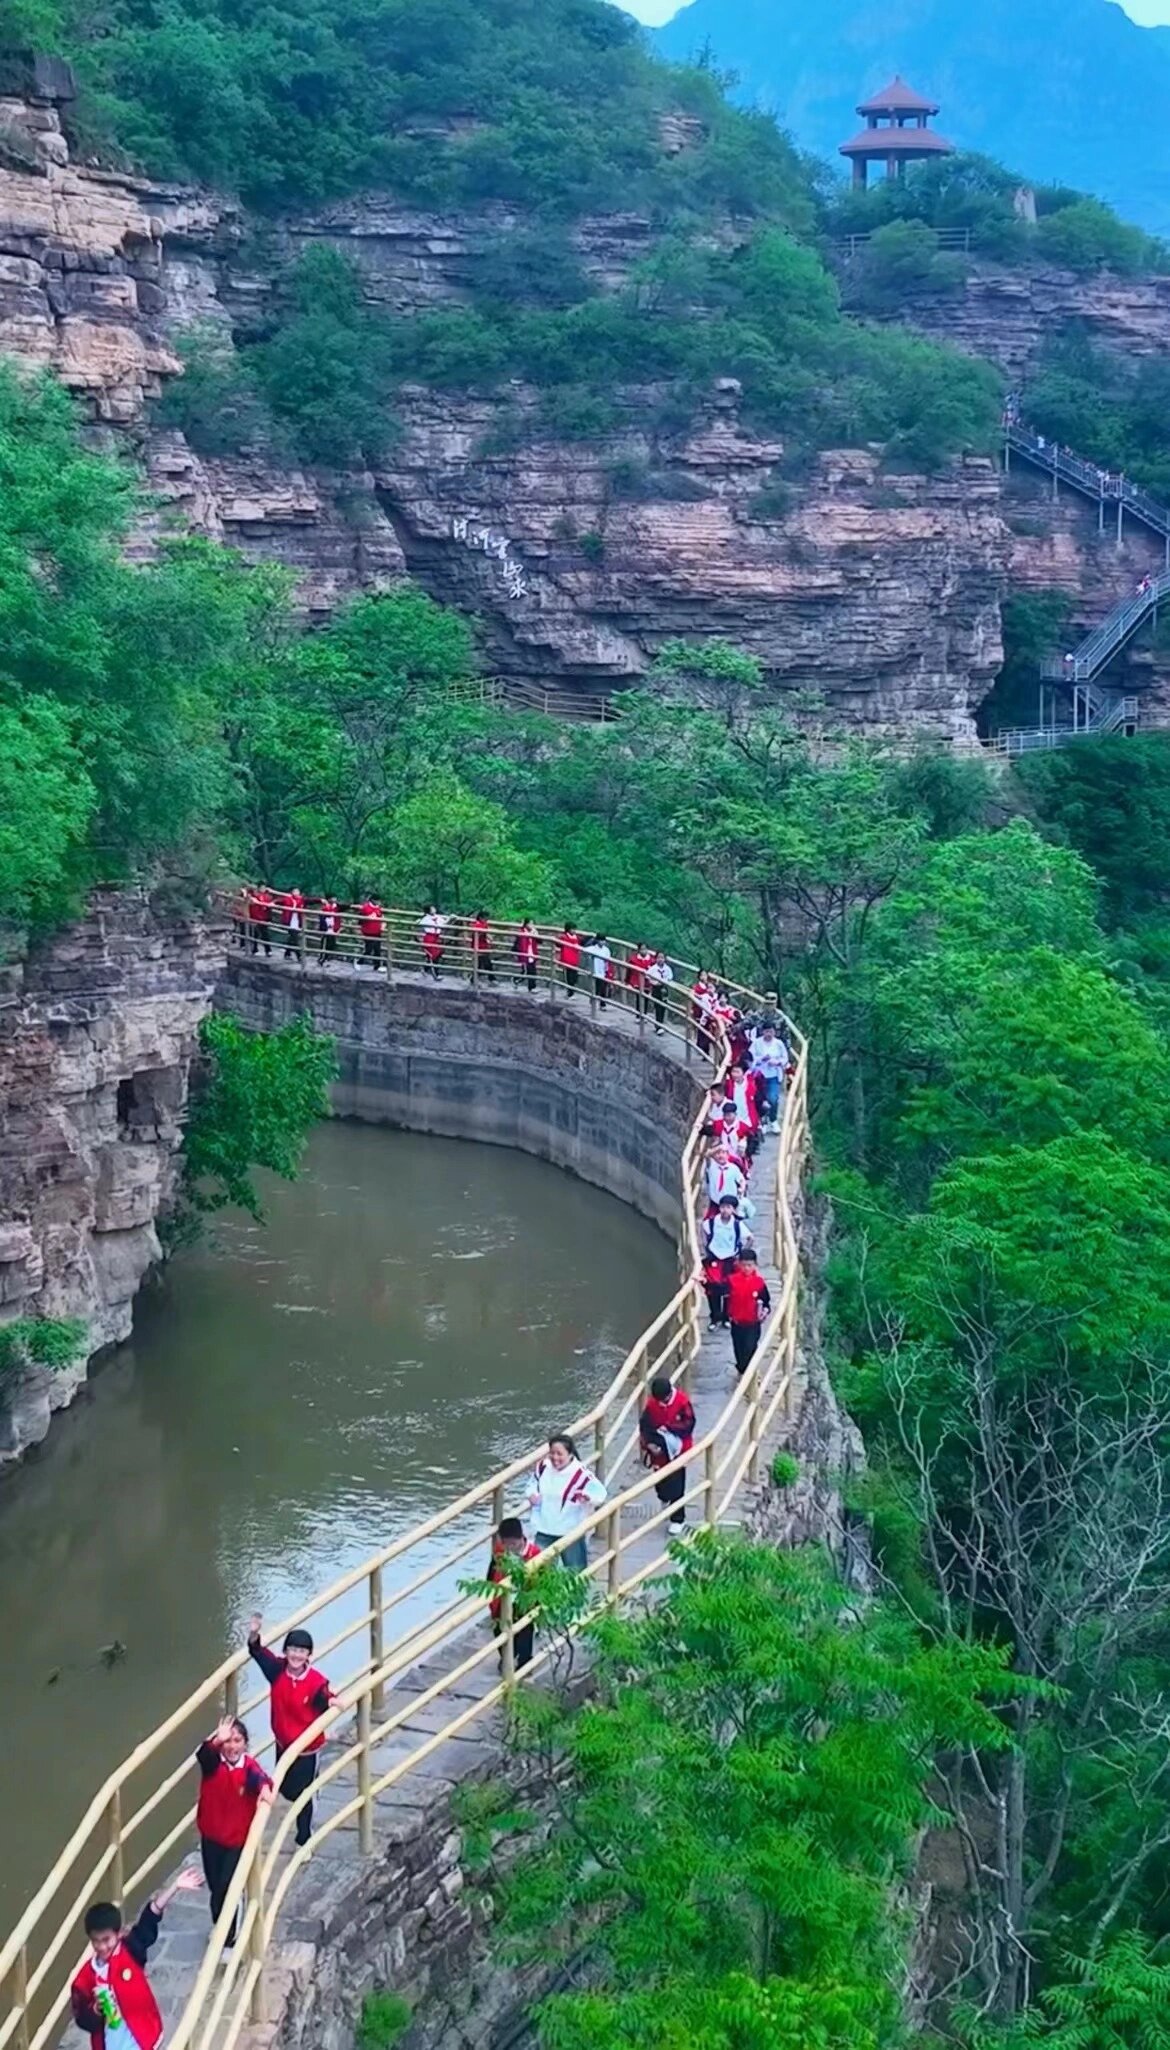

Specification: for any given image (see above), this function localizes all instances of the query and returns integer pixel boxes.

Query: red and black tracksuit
[71,1901,165,2050]
[639,1386,696,1521]
[248,888,273,956]
[557,932,581,993]
[487,1537,541,1668]
[358,901,384,969]
[514,929,539,994]
[727,1266,772,1375]
[471,918,494,979]
[247,1637,331,1845]
[195,1741,272,1940]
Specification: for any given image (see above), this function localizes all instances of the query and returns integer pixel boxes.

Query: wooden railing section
[0,912,808,2050]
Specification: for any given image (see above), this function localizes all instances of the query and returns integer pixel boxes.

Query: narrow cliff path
[104,953,796,2050]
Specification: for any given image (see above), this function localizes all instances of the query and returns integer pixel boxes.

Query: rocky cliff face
[845,259,1170,384]
[0,891,224,1467]
[0,75,1008,740]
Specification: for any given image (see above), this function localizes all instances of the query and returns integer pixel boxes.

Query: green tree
[497,1539,1013,2050]
[175,1013,336,1230]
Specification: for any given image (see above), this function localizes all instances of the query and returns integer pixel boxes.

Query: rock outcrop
[0,70,1010,741]
[0,890,224,1466]
[846,259,1170,383]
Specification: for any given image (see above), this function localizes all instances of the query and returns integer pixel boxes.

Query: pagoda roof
[856,75,939,115]
[839,126,954,157]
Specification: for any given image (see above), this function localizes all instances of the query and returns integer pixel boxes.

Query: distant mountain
[653,0,1170,234]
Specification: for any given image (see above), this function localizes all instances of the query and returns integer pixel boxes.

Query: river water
[0,1122,675,1928]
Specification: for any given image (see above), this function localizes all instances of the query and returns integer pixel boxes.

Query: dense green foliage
[0,1316,86,1379]
[492,1539,1012,2050]
[19,0,808,218]
[827,155,1168,274]
[160,226,1000,473]
[1022,335,1170,497]
[175,1013,336,1230]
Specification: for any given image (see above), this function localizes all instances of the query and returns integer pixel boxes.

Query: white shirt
[704,1213,752,1261]
[420,913,447,937]
[706,1158,746,1206]
[750,1034,789,1079]
[587,942,611,978]
[527,1456,607,1538]
[646,960,673,987]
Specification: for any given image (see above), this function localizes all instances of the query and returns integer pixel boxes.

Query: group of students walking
[72,905,791,2046]
[240,888,764,1050]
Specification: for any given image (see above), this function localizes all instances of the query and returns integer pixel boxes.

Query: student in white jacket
[526,1433,607,1574]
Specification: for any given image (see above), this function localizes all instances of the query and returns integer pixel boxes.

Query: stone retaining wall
[220,958,703,1238]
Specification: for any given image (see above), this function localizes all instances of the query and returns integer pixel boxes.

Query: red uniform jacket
[557,934,581,968]
[640,1387,696,1470]
[359,901,383,938]
[471,918,491,952]
[283,889,304,925]
[248,888,271,923]
[72,1904,164,2050]
[487,1537,541,1622]
[248,1639,332,1754]
[515,931,539,964]
[625,949,652,988]
[727,1268,772,1327]
[319,899,341,934]
[195,1742,272,1848]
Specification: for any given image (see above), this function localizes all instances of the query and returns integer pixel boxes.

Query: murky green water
[0,1122,674,1925]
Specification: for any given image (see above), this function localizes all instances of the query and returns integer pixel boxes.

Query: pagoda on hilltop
[839,77,955,188]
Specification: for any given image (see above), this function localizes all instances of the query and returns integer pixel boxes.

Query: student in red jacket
[72,1868,202,2049]
[625,942,653,1016]
[247,885,273,957]
[486,1515,541,1670]
[557,925,581,995]
[639,1374,696,1533]
[514,918,540,994]
[727,1248,772,1376]
[469,910,495,981]
[358,898,384,971]
[247,1615,336,1846]
[194,1715,273,1943]
[282,887,305,962]
[317,896,341,963]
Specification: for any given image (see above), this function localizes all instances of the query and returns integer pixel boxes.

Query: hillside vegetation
[8,0,1001,471]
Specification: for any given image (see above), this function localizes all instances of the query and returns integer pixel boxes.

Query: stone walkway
[107,959,797,2045]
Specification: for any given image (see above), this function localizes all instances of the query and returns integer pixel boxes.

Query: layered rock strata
[0,71,1008,740]
[0,890,223,1466]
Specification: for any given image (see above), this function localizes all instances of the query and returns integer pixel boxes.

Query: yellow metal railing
[0,909,807,2050]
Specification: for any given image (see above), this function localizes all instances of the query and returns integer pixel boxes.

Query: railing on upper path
[0,907,808,2050]
[831,225,973,261]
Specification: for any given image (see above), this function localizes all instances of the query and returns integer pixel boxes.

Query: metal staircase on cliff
[994,419,1170,748]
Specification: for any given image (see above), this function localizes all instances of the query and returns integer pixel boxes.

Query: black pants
[652,994,666,1030]
[474,951,494,981]
[630,985,648,1014]
[284,929,300,959]
[424,954,442,980]
[362,936,382,969]
[655,1464,686,1521]
[563,965,578,994]
[732,1320,761,1374]
[201,1837,242,1943]
[249,925,271,957]
[320,929,337,960]
[277,1750,318,1845]
[494,1619,535,1671]
[521,964,537,993]
[705,1276,730,1326]
[594,975,608,1009]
